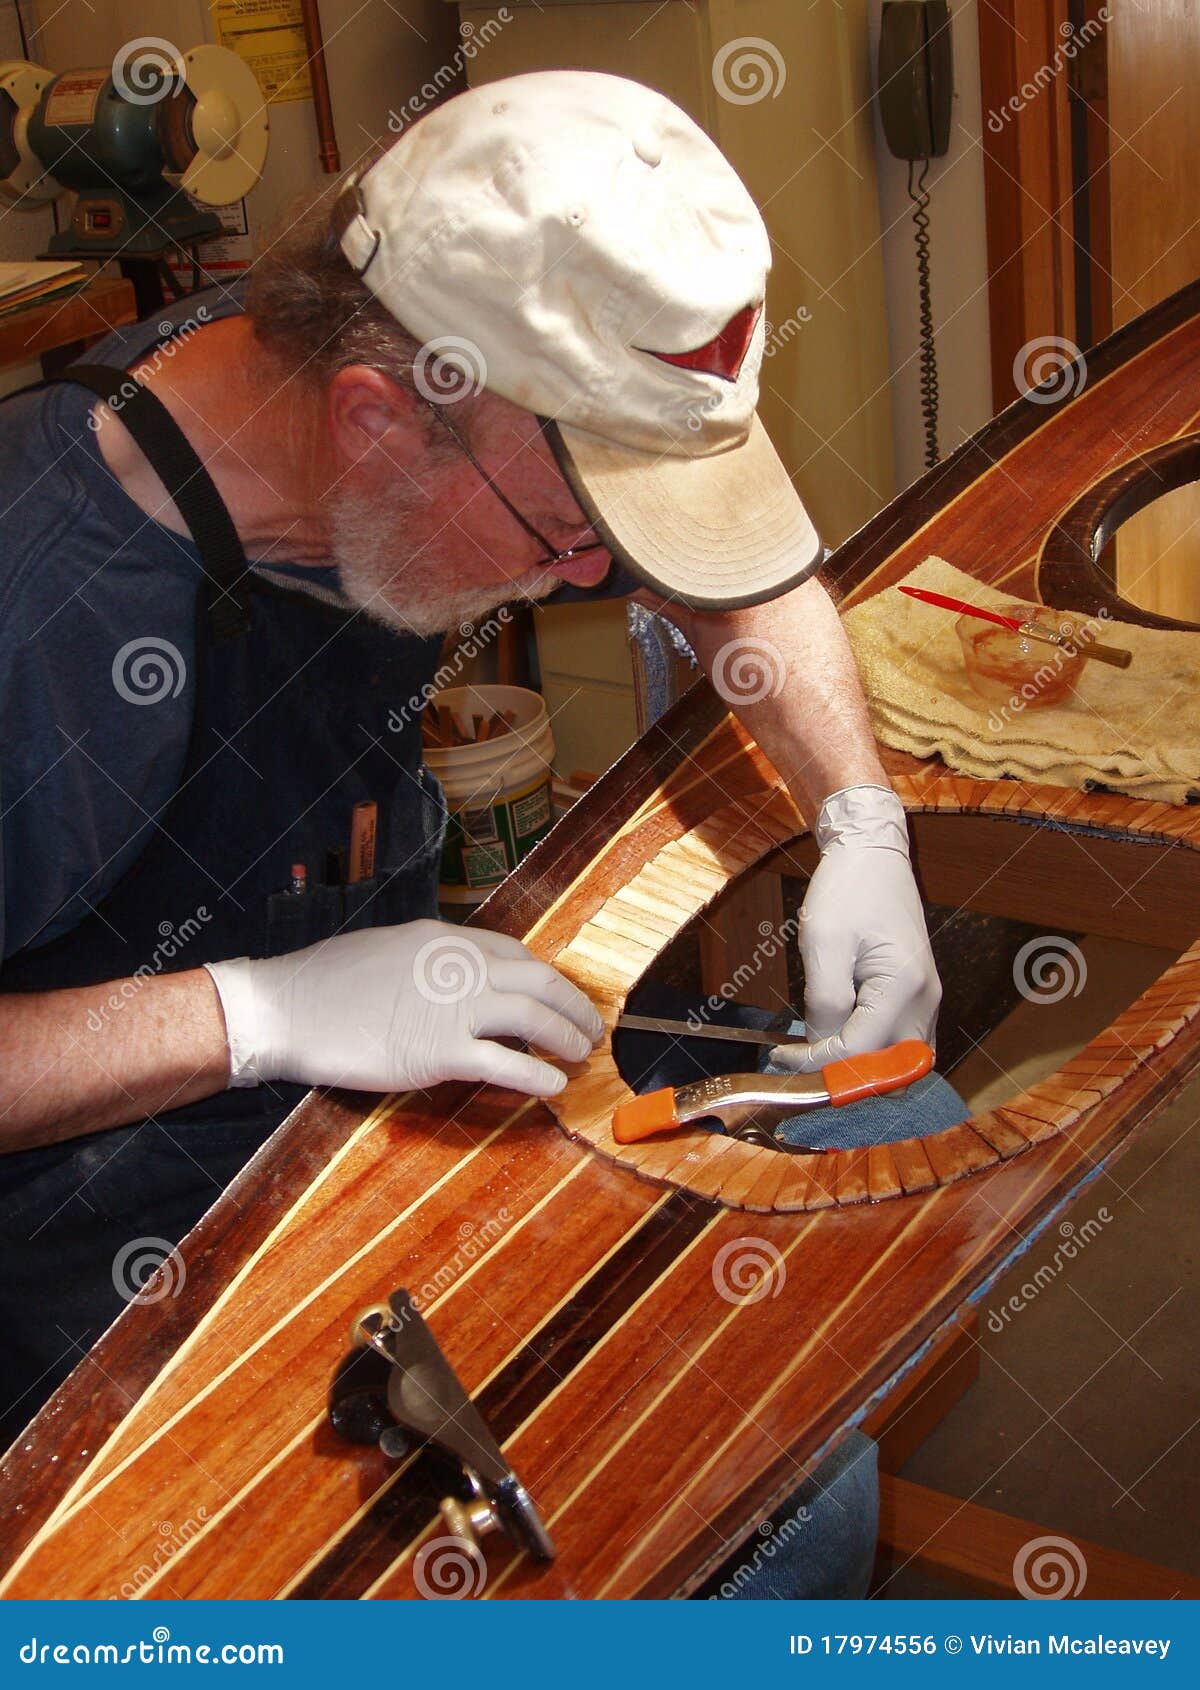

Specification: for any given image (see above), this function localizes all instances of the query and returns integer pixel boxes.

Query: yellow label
[210,0,313,105]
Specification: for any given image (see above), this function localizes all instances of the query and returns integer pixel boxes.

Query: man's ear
[327,365,426,466]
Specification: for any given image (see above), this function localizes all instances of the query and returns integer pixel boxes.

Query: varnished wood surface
[537,714,1200,1210]
[1038,431,1200,631]
[3,975,1198,1599]
[825,277,1200,615]
[1,753,1196,1599]
[3,281,1200,1599]
[0,277,137,371]
[978,0,1084,410]
[481,279,1200,948]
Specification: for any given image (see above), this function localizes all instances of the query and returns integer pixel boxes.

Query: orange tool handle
[612,1087,678,1145]
[822,1039,934,1106]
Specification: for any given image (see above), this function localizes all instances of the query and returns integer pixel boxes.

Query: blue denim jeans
[617,985,968,1600]
[701,1432,880,1600]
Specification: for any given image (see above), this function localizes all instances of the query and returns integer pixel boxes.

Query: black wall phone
[878,0,953,161]
[876,1,954,469]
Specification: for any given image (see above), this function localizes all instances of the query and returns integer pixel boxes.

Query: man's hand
[771,786,941,1072]
[205,920,603,1096]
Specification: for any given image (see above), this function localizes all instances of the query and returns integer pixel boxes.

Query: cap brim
[546,413,822,611]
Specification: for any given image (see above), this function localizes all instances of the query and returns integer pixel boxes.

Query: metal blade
[615,1013,806,1049]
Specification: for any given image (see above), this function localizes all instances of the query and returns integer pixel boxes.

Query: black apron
[0,362,446,1445]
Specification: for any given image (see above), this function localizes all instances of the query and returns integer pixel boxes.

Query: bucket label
[511,783,551,840]
[461,840,508,887]
[459,803,499,843]
[441,774,554,892]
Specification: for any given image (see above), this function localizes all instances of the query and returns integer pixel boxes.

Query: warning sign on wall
[210,0,313,105]
[167,197,253,284]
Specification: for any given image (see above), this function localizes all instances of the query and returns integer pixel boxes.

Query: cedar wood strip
[1,279,1198,1596]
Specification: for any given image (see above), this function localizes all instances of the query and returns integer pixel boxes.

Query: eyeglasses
[421,399,609,571]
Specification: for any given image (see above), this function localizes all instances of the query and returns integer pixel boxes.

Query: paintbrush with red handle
[898,585,1132,668]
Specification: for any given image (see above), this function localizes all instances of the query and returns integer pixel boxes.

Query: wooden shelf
[0,276,138,371]
[877,1473,1200,1599]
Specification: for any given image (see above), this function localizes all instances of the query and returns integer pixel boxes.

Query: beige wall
[12,0,460,254]
[461,0,897,548]
[3,1,1002,769]
[1,0,460,385]
[459,0,903,773]
[867,0,993,492]
[0,4,53,263]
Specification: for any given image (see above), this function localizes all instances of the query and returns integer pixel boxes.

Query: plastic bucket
[425,684,556,904]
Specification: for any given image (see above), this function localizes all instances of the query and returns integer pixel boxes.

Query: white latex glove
[204,920,603,1096]
[771,785,941,1073]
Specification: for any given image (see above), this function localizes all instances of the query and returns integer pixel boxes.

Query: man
[0,71,938,1587]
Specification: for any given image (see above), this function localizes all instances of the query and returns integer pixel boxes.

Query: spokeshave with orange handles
[612,1039,935,1151]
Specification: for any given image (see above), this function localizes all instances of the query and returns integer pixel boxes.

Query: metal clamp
[330,1288,555,1565]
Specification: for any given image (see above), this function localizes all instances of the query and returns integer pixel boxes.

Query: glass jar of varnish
[956,603,1086,708]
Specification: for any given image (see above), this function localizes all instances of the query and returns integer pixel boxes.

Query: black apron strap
[63,361,251,639]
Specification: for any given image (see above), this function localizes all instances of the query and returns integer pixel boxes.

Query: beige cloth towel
[842,556,1200,805]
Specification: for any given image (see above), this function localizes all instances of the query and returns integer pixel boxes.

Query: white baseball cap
[336,70,820,609]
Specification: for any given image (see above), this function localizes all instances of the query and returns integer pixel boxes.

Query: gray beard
[328,489,558,639]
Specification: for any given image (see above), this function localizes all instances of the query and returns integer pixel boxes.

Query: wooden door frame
[979,0,1112,407]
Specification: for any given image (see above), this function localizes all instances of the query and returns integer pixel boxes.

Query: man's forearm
[656,574,888,819]
[0,969,231,1152]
